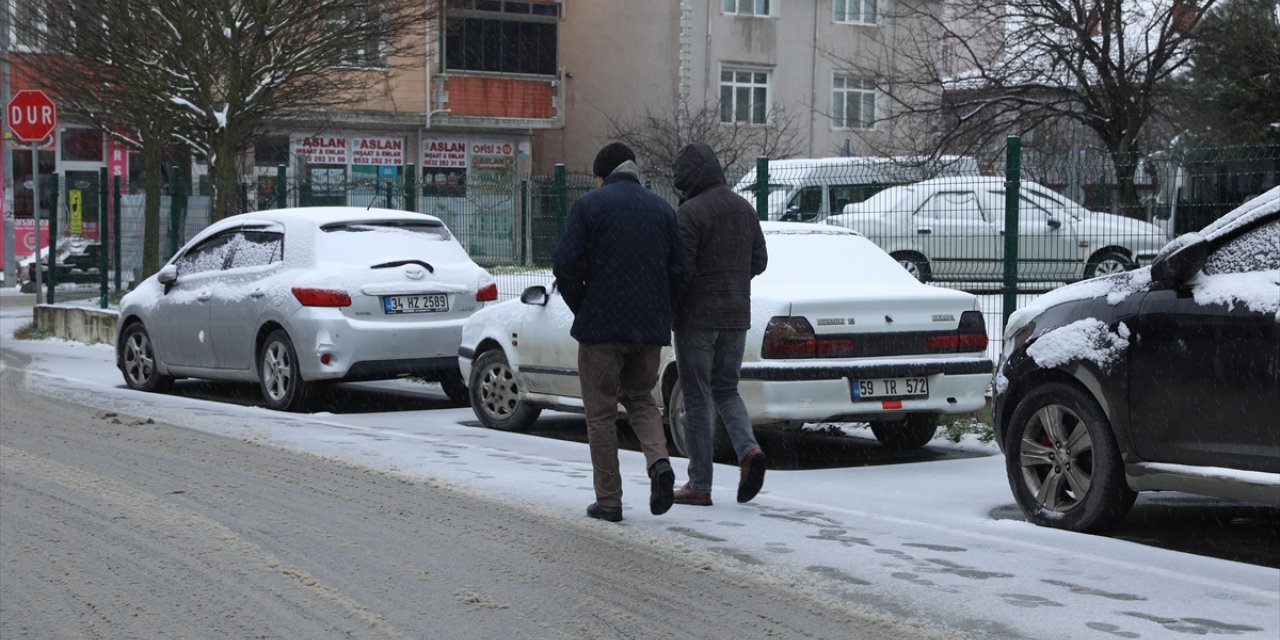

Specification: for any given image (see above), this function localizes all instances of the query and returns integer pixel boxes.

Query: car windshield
[849,186,911,212]
[736,183,793,198]
[316,220,470,265]
[758,230,918,285]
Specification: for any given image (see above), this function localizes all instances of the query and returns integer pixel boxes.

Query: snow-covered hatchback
[116,207,496,411]
[458,222,993,455]
[994,187,1280,533]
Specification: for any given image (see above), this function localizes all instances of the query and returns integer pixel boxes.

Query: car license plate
[851,376,929,400]
[383,293,449,314]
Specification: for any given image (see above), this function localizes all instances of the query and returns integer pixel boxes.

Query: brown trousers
[577,342,670,507]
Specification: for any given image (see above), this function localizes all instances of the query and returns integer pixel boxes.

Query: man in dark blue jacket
[553,142,690,522]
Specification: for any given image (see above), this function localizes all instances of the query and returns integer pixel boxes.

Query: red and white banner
[351,137,404,166]
[422,138,468,169]
[293,135,349,165]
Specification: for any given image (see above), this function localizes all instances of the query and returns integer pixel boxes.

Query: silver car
[828,177,1168,283]
[116,207,496,411]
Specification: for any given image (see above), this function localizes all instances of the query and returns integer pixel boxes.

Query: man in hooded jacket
[670,142,769,506]
[553,142,690,522]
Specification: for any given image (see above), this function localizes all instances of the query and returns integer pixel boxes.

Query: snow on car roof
[218,207,444,228]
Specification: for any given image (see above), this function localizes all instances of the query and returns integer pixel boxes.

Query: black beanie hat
[593,142,636,178]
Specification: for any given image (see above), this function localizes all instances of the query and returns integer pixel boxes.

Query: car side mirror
[1151,233,1211,284]
[520,285,549,306]
[157,264,178,285]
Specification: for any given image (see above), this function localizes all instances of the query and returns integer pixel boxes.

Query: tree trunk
[209,134,244,222]
[141,139,163,280]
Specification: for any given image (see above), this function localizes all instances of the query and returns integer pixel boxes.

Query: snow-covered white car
[115,207,496,411]
[458,223,993,454]
[827,177,1168,283]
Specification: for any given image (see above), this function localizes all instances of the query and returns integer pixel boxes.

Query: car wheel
[1004,382,1136,533]
[468,350,541,431]
[119,322,173,392]
[1084,251,1133,279]
[258,329,314,412]
[890,251,932,282]
[439,370,470,406]
[665,383,734,462]
[870,414,937,449]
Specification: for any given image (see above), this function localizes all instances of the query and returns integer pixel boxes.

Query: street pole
[31,142,41,297]
[2,6,14,288]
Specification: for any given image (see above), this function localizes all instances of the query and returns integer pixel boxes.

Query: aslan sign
[7,90,57,142]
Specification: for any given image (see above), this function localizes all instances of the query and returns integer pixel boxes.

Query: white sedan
[828,177,1168,283]
[116,207,496,411]
[458,223,993,454]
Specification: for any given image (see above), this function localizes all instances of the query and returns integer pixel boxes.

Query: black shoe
[586,502,623,522]
[737,448,768,504]
[648,459,675,516]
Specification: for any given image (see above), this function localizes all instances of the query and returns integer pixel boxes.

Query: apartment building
[4,1,932,227]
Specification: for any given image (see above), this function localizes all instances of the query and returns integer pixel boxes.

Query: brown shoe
[737,448,768,503]
[672,482,713,506]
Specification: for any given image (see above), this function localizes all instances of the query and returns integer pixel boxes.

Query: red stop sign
[7,90,57,143]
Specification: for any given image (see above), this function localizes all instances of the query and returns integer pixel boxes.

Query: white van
[733,155,981,223]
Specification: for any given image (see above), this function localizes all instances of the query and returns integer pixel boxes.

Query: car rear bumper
[738,359,992,423]
[292,311,469,382]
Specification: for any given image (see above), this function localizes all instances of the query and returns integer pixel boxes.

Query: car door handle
[916,229,932,235]
[197,292,212,302]
[250,290,265,299]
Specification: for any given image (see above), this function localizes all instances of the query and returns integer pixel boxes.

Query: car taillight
[925,311,988,353]
[762,316,857,359]
[292,287,352,307]
[476,281,498,302]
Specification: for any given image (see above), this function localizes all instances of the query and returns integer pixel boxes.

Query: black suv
[993,188,1280,532]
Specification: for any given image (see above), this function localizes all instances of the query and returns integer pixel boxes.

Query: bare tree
[605,100,805,178]
[14,0,432,277]
[822,0,1219,216]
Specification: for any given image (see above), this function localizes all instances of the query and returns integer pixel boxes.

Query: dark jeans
[674,328,758,491]
[577,342,669,507]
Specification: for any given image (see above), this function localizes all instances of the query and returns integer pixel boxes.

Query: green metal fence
[23,143,1278,329]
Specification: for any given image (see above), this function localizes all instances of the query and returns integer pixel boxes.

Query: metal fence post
[1002,136,1022,330]
[46,173,59,304]
[520,179,529,266]
[275,164,287,209]
[113,176,122,291]
[169,167,182,259]
[98,167,109,308]
[404,164,416,212]
[385,180,393,209]
[754,156,769,221]
[554,164,567,237]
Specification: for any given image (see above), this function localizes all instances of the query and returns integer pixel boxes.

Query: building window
[720,68,770,124]
[445,0,559,76]
[834,0,876,25]
[833,75,876,129]
[723,0,772,17]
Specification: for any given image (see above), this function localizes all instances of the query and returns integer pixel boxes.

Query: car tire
[870,414,937,449]
[118,322,173,393]
[438,370,470,406]
[1004,381,1136,533]
[468,349,540,431]
[258,329,314,412]
[890,251,932,283]
[665,383,735,462]
[1084,251,1133,279]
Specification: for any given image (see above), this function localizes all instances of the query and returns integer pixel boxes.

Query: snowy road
[1,302,1277,639]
